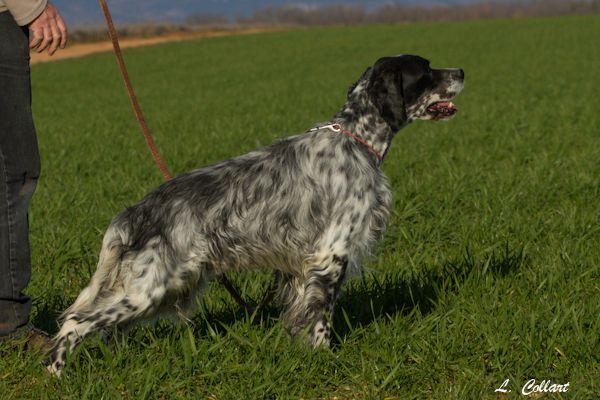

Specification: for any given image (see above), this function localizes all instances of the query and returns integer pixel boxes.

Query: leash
[309,123,382,162]
[98,0,265,314]
[98,0,171,181]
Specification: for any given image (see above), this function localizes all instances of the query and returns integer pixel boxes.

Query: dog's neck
[333,88,400,164]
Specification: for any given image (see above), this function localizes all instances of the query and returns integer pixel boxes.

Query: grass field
[1,15,599,399]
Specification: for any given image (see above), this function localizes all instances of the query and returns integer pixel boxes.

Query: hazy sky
[52,0,489,26]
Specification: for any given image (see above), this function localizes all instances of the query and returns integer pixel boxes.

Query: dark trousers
[0,11,40,336]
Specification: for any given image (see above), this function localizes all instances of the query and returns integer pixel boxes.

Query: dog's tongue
[427,101,458,118]
[428,101,455,111]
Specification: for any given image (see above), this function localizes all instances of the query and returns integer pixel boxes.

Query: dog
[47,54,464,375]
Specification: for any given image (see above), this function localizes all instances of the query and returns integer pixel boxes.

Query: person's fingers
[29,27,43,49]
[37,26,52,53]
[48,18,61,55]
[56,15,68,48]
[28,3,68,55]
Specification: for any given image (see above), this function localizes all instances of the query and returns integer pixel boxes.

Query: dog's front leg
[283,253,348,347]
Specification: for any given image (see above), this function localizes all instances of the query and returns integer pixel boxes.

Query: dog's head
[349,55,464,131]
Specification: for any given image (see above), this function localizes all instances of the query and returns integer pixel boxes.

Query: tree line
[191,0,600,26]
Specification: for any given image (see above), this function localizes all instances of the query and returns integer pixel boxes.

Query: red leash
[98,0,171,181]
[98,0,261,313]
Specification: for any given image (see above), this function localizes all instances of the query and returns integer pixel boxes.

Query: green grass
[1,15,599,399]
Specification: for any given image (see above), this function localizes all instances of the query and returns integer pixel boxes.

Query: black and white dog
[47,54,464,375]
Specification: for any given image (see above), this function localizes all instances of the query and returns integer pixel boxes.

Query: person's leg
[0,11,41,337]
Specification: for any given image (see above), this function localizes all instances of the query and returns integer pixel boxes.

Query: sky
[52,0,493,26]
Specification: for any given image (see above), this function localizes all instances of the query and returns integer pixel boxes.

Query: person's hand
[29,2,68,56]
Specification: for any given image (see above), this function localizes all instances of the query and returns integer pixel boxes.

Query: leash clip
[309,123,341,133]
[328,123,342,132]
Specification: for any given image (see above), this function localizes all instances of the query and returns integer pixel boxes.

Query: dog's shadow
[332,244,526,340]
[34,244,525,343]
[188,243,526,342]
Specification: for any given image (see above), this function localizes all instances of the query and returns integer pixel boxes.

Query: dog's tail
[59,225,126,321]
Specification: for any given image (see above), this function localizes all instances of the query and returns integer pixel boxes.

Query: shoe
[0,323,54,353]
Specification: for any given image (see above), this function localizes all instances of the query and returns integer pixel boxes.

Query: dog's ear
[367,61,407,132]
[347,67,372,98]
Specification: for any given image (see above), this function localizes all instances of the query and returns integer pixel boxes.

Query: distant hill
[53,0,491,26]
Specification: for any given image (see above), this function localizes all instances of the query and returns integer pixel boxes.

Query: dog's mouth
[426,101,458,120]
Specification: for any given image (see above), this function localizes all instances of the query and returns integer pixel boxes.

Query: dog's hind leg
[46,292,157,376]
[46,237,181,376]
[281,251,349,347]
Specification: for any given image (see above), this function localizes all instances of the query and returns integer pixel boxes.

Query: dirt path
[30,27,279,65]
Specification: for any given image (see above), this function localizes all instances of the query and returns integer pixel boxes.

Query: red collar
[309,123,382,162]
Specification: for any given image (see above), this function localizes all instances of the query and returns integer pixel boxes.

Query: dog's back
[116,129,390,274]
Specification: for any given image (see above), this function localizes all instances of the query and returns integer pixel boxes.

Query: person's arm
[2,0,47,26]
[3,0,67,56]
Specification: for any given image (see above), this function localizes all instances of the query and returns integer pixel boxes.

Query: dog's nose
[457,69,465,80]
